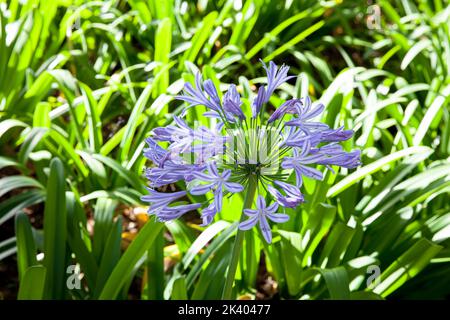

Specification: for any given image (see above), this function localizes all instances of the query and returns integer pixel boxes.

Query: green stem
[222,176,258,299]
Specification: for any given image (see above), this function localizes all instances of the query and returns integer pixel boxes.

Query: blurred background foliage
[0,0,449,300]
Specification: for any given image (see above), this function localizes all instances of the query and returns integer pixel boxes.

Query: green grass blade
[80,82,103,152]
[327,146,432,197]
[15,212,37,282]
[17,266,47,300]
[317,267,351,300]
[371,238,442,297]
[0,190,45,226]
[0,175,43,198]
[179,11,218,69]
[147,227,165,300]
[264,20,325,62]
[119,84,153,162]
[94,216,122,298]
[43,158,67,299]
[153,17,172,97]
[99,217,164,300]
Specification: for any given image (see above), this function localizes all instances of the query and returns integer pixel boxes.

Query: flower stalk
[222,175,258,300]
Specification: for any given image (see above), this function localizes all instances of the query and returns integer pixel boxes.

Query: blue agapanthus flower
[142,61,360,243]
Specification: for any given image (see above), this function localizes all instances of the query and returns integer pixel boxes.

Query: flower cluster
[142,61,360,243]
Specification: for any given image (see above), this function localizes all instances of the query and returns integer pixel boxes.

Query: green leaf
[316,267,351,300]
[119,83,153,162]
[92,198,117,262]
[180,11,218,68]
[278,230,303,296]
[191,239,233,299]
[242,227,260,289]
[43,158,67,299]
[154,17,172,97]
[92,153,144,192]
[301,203,337,267]
[0,175,43,198]
[413,87,450,146]
[0,237,17,261]
[147,227,165,300]
[99,217,164,299]
[186,222,238,289]
[350,291,383,300]
[18,266,47,300]
[77,151,108,188]
[66,192,98,291]
[128,0,152,24]
[94,216,122,298]
[0,119,27,139]
[400,39,431,70]
[182,220,230,269]
[80,82,103,152]
[33,102,51,128]
[0,190,45,226]
[229,0,259,48]
[327,147,432,197]
[48,69,87,150]
[171,276,188,300]
[18,127,48,164]
[372,238,442,297]
[245,9,316,60]
[48,130,89,177]
[318,222,355,268]
[15,212,37,282]
[264,20,325,62]
[0,156,26,171]
[165,220,196,255]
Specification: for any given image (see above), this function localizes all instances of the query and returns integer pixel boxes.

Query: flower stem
[222,175,258,299]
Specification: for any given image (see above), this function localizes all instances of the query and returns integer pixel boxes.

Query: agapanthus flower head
[142,61,360,243]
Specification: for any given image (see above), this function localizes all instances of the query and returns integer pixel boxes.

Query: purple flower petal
[222,169,231,180]
[266,202,279,213]
[192,171,215,182]
[262,61,296,101]
[207,162,220,177]
[141,189,186,207]
[259,215,272,243]
[156,203,201,222]
[224,182,244,193]
[268,181,304,208]
[143,137,169,166]
[256,195,265,210]
[299,165,323,181]
[251,86,266,118]
[200,202,217,226]
[239,216,258,230]
[175,72,221,112]
[203,79,221,107]
[266,213,290,223]
[214,185,223,212]
[303,103,325,120]
[142,189,201,222]
[268,99,300,123]
[223,84,245,120]
[320,127,354,142]
[190,183,214,195]
[239,195,290,243]
[243,208,258,216]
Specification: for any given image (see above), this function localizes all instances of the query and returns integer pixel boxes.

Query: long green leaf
[18,266,47,300]
[43,158,67,299]
[15,212,37,282]
[99,217,164,299]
